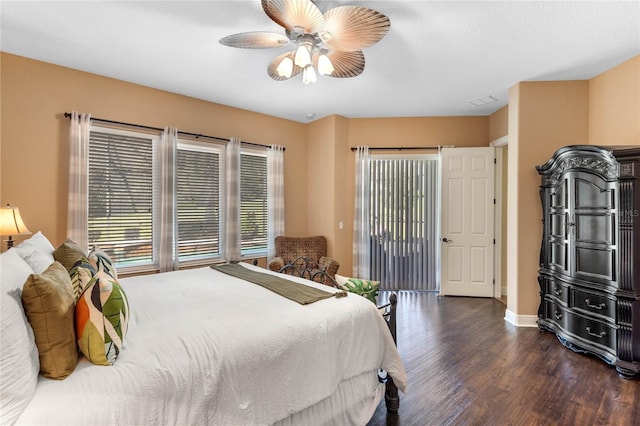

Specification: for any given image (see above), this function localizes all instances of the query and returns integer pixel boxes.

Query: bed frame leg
[385,376,399,413]
[385,292,399,413]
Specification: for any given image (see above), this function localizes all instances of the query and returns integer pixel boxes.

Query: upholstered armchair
[268,236,340,282]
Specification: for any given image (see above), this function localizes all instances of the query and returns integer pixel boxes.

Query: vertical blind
[88,130,155,267]
[369,156,439,291]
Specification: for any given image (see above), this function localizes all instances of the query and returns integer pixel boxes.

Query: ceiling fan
[219,0,391,84]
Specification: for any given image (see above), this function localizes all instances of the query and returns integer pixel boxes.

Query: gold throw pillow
[22,261,78,379]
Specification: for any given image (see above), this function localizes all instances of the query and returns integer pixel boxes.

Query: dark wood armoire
[536,145,640,377]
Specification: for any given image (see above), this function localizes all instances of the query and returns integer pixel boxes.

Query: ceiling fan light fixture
[317,53,334,75]
[276,55,294,78]
[294,41,312,67]
[220,0,390,84]
[302,65,317,84]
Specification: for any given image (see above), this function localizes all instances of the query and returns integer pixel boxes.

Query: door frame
[491,136,508,300]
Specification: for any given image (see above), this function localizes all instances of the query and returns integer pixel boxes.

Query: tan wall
[4,52,636,321]
[330,115,352,270]
[589,55,640,147]
[489,105,509,141]
[306,116,336,251]
[299,115,351,270]
[507,81,589,316]
[0,53,308,249]
[348,116,489,148]
[341,116,490,275]
[306,115,491,274]
[0,54,490,273]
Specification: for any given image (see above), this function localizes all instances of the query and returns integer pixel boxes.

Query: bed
[1,234,407,426]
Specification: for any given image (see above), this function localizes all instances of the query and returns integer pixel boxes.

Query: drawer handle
[585,299,605,310]
[553,287,562,296]
[554,311,562,321]
[586,327,606,339]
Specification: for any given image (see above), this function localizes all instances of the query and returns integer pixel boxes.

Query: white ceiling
[1,1,638,123]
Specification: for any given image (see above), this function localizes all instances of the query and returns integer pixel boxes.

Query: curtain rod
[350,146,440,151]
[63,112,279,150]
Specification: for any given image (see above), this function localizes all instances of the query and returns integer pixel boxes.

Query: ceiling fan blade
[219,31,289,49]
[320,6,390,52]
[267,51,303,81]
[261,0,325,34]
[320,50,365,78]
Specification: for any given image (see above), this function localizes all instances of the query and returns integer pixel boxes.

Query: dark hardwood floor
[367,291,640,426]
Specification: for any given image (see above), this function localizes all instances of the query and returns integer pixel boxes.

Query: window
[88,127,158,270]
[176,140,223,263]
[87,126,271,272]
[240,150,268,256]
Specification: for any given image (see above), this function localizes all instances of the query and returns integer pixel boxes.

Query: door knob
[442,237,452,243]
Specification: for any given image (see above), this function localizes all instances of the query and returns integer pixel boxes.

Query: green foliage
[340,278,380,304]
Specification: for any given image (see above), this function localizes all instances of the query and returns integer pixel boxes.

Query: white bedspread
[16,263,406,425]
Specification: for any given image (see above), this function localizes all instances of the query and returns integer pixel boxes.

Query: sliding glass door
[369,154,439,291]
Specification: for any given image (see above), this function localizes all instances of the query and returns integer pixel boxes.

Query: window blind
[87,126,275,270]
[88,130,155,268]
[176,145,221,261]
[240,152,268,255]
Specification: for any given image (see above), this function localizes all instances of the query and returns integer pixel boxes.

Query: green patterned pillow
[340,278,380,304]
[76,270,129,365]
[88,246,117,279]
[69,257,96,302]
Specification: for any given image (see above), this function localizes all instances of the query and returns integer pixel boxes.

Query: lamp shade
[0,206,31,237]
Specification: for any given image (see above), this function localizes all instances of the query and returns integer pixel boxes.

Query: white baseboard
[504,309,538,327]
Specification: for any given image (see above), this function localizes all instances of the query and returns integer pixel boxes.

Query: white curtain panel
[353,146,371,278]
[267,145,285,260]
[225,138,241,262]
[158,126,177,272]
[67,111,92,251]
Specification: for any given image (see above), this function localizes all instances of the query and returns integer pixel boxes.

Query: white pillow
[14,231,55,257]
[21,251,54,274]
[335,274,350,286]
[14,231,56,273]
[0,249,40,425]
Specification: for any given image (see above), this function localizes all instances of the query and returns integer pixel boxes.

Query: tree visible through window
[176,143,221,262]
[88,129,155,268]
[240,151,267,256]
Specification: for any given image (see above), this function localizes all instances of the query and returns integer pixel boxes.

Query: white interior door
[440,147,495,297]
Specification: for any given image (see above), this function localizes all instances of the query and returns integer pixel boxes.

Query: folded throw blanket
[211,263,344,305]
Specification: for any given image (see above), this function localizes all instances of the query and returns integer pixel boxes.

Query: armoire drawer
[543,300,617,353]
[571,288,616,322]
[567,312,617,352]
[540,275,570,305]
[548,279,569,304]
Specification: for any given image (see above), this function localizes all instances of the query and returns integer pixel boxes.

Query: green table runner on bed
[211,264,340,305]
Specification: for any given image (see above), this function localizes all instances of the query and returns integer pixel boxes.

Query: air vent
[469,95,498,106]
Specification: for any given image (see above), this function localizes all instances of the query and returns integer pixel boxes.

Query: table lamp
[0,205,31,249]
